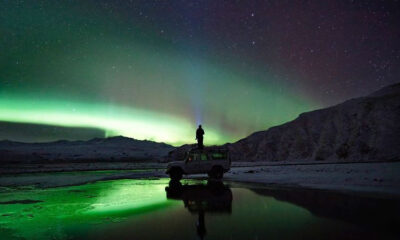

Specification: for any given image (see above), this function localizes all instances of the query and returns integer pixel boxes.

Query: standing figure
[196,125,205,150]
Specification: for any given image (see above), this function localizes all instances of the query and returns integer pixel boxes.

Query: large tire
[208,166,223,179]
[169,168,183,181]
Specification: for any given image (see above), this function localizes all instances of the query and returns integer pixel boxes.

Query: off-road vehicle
[166,147,231,180]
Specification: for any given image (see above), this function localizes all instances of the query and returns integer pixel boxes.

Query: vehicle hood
[167,161,184,168]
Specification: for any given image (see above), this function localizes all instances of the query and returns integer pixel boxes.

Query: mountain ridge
[0,136,174,163]
[225,82,400,162]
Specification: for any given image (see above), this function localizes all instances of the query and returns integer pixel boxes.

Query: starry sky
[1,0,399,145]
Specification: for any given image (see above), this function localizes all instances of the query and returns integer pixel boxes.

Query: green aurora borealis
[0,1,321,145]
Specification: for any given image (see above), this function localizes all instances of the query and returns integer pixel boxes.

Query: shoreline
[224,162,400,198]
[1,159,399,174]
[1,161,399,198]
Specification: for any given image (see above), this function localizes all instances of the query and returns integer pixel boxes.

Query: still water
[0,178,398,240]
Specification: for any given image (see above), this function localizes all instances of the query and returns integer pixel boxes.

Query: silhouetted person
[196,125,204,149]
[197,211,206,240]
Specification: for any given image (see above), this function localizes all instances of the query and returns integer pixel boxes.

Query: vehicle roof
[188,147,229,154]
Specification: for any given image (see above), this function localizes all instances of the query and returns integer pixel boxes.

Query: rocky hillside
[0,136,174,163]
[226,83,400,162]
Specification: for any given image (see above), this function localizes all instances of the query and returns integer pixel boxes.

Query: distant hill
[225,83,400,162]
[0,136,174,163]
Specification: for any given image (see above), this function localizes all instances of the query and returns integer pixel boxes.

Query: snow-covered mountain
[0,136,174,163]
[226,83,400,162]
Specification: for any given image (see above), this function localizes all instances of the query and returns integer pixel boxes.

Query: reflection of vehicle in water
[166,147,231,181]
[165,180,232,240]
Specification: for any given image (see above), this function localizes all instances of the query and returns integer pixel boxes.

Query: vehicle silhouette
[166,147,231,181]
[165,180,233,240]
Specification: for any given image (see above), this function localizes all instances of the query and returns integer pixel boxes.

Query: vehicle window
[201,154,208,161]
[211,153,226,160]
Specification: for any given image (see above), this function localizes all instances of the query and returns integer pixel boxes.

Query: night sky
[1,0,399,145]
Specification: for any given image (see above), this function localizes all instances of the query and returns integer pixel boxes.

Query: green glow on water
[1,178,382,240]
[0,179,179,240]
[84,180,170,216]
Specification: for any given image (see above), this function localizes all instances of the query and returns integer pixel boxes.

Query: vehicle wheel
[169,168,182,181]
[209,166,223,179]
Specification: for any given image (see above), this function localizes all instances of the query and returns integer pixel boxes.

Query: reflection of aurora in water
[1,177,395,240]
[85,179,173,217]
[0,179,179,239]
